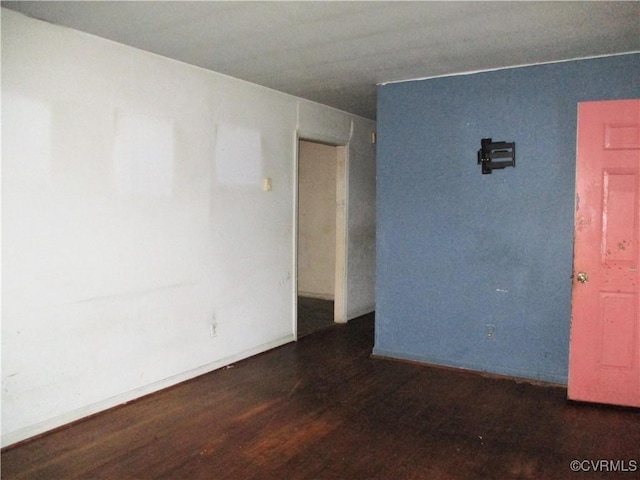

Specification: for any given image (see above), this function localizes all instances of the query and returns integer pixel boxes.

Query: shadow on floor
[297,296,335,338]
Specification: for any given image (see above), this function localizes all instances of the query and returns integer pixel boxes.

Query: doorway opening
[296,139,347,338]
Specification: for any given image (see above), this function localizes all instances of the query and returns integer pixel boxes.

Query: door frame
[293,134,349,339]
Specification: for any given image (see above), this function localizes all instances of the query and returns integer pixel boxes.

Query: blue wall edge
[372,347,569,385]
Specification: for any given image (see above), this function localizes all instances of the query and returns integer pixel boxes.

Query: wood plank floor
[297,296,334,338]
[3,314,639,479]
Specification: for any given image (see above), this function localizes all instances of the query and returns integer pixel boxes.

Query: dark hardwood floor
[297,296,335,338]
[3,314,639,479]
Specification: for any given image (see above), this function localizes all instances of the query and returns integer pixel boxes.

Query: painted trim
[1,335,295,448]
[334,145,349,323]
[298,292,335,301]
[378,51,640,86]
[292,131,301,341]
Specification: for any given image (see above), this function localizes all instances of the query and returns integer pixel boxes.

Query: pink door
[568,99,640,407]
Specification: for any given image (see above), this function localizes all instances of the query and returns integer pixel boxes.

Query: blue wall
[375,54,640,384]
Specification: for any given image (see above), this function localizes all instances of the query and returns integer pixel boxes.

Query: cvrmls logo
[570,459,638,472]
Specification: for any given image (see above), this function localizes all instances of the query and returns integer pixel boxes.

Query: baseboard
[1,334,295,449]
[297,292,335,301]
[371,347,568,386]
[346,304,375,321]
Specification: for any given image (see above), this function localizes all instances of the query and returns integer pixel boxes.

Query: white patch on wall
[215,124,262,185]
[113,111,174,197]
[2,93,51,188]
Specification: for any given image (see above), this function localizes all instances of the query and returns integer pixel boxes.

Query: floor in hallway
[297,296,335,338]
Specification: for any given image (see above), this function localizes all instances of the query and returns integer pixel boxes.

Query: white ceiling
[3,1,639,119]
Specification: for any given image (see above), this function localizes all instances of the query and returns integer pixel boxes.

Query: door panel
[568,99,640,407]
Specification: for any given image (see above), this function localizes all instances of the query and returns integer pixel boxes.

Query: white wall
[1,9,376,447]
[346,121,377,319]
[297,141,337,299]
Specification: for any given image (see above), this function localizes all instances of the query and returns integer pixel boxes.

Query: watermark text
[571,459,637,473]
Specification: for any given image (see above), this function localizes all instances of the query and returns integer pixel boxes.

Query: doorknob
[576,272,589,284]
